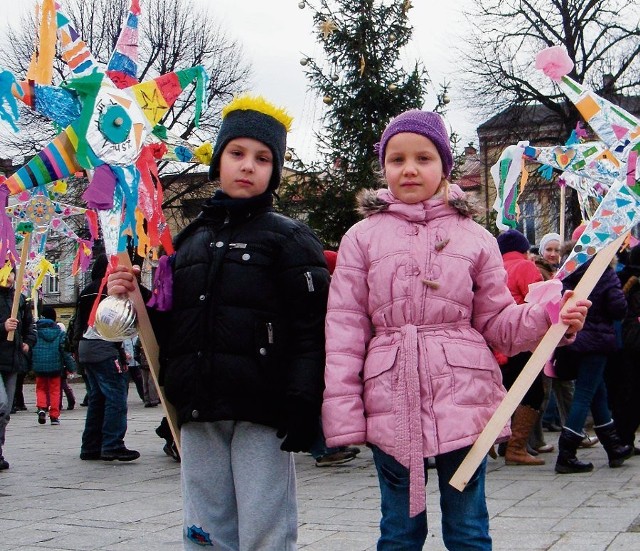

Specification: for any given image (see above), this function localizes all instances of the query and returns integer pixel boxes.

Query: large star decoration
[493,46,639,281]
[0,0,208,257]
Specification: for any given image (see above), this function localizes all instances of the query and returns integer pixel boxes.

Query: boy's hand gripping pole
[449,233,626,491]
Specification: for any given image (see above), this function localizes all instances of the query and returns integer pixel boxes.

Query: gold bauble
[388,83,398,91]
[284,151,293,161]
[322,95,333,105]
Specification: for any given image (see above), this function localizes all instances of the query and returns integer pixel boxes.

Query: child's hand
[559,290,591,340]
[4,317,18,332]
[107,265,140,297]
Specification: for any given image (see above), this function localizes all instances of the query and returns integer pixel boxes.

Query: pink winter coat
[322,185,550,515]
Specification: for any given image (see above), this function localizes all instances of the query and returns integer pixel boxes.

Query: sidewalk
[1,383,639,550]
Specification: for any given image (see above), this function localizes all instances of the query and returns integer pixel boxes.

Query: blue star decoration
[186,525,213,546]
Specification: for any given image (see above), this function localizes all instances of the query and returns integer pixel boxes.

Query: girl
[108,95,330,550]
[496,229,546,465]
[321,109,589,550]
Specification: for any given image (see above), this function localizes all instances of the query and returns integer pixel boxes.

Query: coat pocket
[443,342,497,407]
[363,345,398,415]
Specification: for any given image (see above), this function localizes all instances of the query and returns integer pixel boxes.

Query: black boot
[594,421,633,468]
[555,428,594,474]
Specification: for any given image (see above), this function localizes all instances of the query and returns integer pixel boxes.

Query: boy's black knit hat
[209,95,292,191]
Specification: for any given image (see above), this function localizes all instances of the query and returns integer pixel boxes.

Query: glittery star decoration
[402,0,413,15]
[359,55,366,77]
[0,0,208,258]
[319,18,338,40]
[6,184,88,255]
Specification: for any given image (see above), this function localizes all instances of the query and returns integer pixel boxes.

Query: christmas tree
[279,0,429,247]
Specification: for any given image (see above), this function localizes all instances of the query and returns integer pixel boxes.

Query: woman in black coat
[607,245,640,454]
[555,238,631,474]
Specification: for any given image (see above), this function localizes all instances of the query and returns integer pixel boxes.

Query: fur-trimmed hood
[356,184,478,219]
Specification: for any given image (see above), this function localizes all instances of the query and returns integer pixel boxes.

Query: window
[516,200,537,246]
[45,265,60,294]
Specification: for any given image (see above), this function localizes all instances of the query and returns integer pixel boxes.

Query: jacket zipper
[304,272,314,292]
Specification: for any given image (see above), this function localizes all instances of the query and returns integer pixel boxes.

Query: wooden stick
[559,184,566,241]
[7,232,32,342]
[117,253,181,454]
[449,232,627,491]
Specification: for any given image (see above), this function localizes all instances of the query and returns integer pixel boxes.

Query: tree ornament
[402,0,413,15]
[319,18,338,40]
[389,33,397,42]
[323,95,333,105]
[388,83,398,91]
[331,73,340,82]
[300,57,309,66]
[284,150,293,161]
[298,1,306,8]
[359,55,366,76]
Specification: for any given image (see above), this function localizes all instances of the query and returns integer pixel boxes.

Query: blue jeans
[565,353,612,434]
[371,445,491,550]
[81,358,129,454]
[0,372,17,458]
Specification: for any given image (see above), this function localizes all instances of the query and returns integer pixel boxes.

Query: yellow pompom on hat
[209,94,293,191]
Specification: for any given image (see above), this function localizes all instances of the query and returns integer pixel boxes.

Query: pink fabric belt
[395,323,425,517]
[378,320,471,517]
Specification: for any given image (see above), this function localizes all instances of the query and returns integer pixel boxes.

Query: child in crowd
[32,306,76,425]
[321,109,590,549]
[496,229,548,466]
[108,95,329,550]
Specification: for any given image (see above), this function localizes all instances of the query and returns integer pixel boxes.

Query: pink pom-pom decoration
[525,279,563,323]
[535,46,574,81]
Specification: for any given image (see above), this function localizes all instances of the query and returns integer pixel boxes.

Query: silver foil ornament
[94,295,137,342]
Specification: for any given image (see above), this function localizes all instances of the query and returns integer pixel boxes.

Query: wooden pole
[7,232,32,342]
[559,184,566,241]
[449,232,627,491]
[117,252,181,453]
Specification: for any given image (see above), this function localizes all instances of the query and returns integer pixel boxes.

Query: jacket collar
[356,184,475,224]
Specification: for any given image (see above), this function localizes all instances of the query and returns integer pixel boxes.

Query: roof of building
[478,94,640,136]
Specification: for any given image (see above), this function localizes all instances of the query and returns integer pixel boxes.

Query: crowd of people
[0,96,637,550]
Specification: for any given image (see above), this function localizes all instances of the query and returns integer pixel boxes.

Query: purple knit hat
[376,110,453,176]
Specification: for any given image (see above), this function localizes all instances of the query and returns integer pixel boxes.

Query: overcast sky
[1,0,479,162]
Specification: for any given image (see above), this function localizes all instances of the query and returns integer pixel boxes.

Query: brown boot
[505,405,545,465]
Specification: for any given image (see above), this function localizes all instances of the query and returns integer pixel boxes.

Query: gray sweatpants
[181,420,297,550]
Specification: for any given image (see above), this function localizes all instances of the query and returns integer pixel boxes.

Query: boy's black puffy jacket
[159,195,330,432]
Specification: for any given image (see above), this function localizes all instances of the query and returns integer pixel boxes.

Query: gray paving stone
[1,383,639,550]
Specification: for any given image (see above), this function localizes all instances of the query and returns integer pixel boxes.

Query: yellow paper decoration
[193,142,213,165]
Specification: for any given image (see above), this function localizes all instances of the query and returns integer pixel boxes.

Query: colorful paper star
[0,0,207,258]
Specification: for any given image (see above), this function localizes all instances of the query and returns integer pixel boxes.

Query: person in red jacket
[497,229,547,466]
